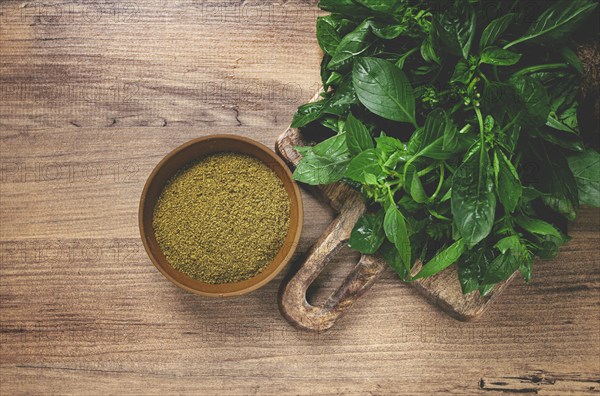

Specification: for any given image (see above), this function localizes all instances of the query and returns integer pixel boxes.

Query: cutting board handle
[278,192,388,332]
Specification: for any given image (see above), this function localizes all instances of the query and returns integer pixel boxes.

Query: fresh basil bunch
[291,0,599,294]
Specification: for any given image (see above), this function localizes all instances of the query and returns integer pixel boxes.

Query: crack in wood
[480,371,600,394]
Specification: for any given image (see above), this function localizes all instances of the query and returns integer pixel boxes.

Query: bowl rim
[139,134,303,297]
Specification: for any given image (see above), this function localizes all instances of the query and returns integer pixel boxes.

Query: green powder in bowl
[152,152,291,284]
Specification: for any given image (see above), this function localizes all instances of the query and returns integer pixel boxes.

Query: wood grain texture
[480,371,600,394]
[1,1,599,394]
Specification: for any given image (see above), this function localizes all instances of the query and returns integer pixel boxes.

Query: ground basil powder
[152,152,290,284]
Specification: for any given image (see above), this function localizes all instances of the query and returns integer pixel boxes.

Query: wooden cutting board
[276,94,517,332]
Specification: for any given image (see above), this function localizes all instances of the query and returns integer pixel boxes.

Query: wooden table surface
[1,1,599,394]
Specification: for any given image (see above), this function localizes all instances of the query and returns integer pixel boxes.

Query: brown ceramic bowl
[139,134,303,297]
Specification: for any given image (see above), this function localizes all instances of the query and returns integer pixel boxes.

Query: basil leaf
[348,210,385,254]
[323,77,358,116]
[318,0,368,20]
[354,0,405,16]
[380,240,408,279]
[312,133,349,157]
[567,149,600,207]
[536,126,584,152]
[559,45,583,75]
[412,239,465,280]
[479,13,515,50]
[384,205,411,272]
[409,109,461,157]
[345,149,382,183]
[495,235,521,254]
[370,21,405,39]
[451,148,496,248]
[405,165,427,204]
[493,150,522,213]
[515,215,563,239]
[328,19,373,71]
[345,113,374,155]
[458,264,480,294]
[293,146,313,156]
[530,142,579,220]
[293,152,349,185]
[293,134,351,185]
[420,29,441,65]
[480,47,521,66]
[450,59,474,84]
[482,251,521,285]
[375,134,404,158]
[410,133,475,160]
[290,100,327,129]
[317,16,342,55]
[422,108,446,146]
[433,5,475,59]
[352,57,416,124]
[510,76,551,128]
[505,0,598,48]
[457,244,494,294]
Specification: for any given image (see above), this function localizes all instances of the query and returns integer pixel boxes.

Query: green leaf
[537,126,584,152]
[323,76,359,116]
[293,134,350,185]
[433,5,475,59]
[370,21,405,39]
[495,235,521,254]
[348,210,385,254]
[328,19,373,71]
[482,251,521,284]
[489,235,533,284]
[519,258,533,283]
[312,132,349,157]
[420,29,441,64]
[422,108,446,146]
[290,100,327,128]
[375,134,404,158]
[479,13,515,50]
[457,244,493,294]
[384,205,411,272]
[412,239,465,280]
[318,0,367,16]
[560,45,584,75]
[510,76,551,128]
[505,0,598,48]
[380,240,408,279]
[567,149,600,207]
[293,153,349,185]
[354,0,405,15]
[293,146,313,156]
[451,148,497,248]
[352,57,416,124]
[345,113,374,155]
[450,59,474,84]
[480,47,521,66]
[515,215,562,239]
[317,16,342,55]
[345,149,382,183]
[410,133,476,160]
[410,109,460,156]
[493,150,522,212]
[405,165,427,204]
[546,115,579,135]
[530,142,579,220]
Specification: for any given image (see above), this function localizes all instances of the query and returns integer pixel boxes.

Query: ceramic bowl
[139,134,303,297]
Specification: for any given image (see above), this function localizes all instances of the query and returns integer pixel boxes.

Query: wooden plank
[0,0,599,394]
[480,371,600,394]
